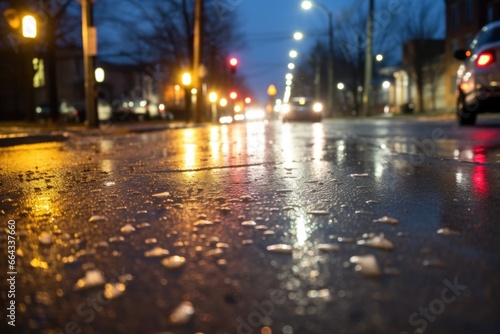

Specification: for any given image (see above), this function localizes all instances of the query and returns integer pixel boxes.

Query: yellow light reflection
[233,126,243,155]
[209,126,220,162]
[100,140,114,154]
[184,143,196,169]
[100,159,114,173]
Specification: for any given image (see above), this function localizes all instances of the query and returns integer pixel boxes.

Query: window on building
[465,0,474,23]
[451,3,460,29]
[33,58,45,88]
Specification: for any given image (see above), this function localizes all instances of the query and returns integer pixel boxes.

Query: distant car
[71,99,112,122]
[454,20,500,125]
[158,103,174,121]
[113,99,164,121]
[35,101,79,123]
[245,108,266,121]
[281,97,323,122]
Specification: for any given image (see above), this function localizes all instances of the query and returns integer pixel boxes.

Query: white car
[281,97,323,122]
[454,21,500,125]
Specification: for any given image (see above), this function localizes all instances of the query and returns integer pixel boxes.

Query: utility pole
[193,0,203,123]
[327,11,334,118]
[362,0,374,116]
[314,44,321,101]
[45,0,59,123]
[81,0,98,128]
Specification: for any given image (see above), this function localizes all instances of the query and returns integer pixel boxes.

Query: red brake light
[476,51,495,67]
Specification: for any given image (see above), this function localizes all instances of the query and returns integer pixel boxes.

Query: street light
[181,72,193,119]
[301,0,313,10]
[182,72,192,86]
[22,15,36,38]
[285,73,293,80]
[288,63,295,70]
[219,98,228,107]
[301,0,334,118]
[293,32,304,40]
[208,92,218,103]
[95,67,105,83]
[337,83,345,90]
[376,54,384,62]
[208,92,218,122]
[289,50,298,58]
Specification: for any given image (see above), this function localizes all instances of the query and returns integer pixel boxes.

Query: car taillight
[476,50,495,67]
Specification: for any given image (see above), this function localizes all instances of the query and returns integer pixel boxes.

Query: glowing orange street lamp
[22,15,37,38]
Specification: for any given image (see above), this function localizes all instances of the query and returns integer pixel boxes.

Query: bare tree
[334,0,401,115]
[97,0,244,91]
[401,0,445,113]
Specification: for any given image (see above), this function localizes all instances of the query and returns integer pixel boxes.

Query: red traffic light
[229,57,238,74]
[229,91,238,100]
[229,57,238,67]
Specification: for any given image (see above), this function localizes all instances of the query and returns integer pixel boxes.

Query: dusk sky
[236,0,345,103]
[234,0,445,104]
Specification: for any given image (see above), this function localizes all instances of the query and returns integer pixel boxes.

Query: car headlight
[245,109,265,120]
[219,116,233,124]
[234,114,245,121]
[282,104,290,114]
[313,103,323,112]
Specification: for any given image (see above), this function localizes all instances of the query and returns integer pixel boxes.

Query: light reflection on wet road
[0,118,499,334]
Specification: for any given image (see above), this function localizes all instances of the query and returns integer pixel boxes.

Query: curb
[0,122,202,147]
[0,133,68,148]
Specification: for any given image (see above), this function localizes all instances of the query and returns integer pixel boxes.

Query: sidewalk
[0,120,195,148]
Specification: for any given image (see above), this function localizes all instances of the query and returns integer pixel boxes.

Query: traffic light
[229,57,238,74]
[229,91,238,100]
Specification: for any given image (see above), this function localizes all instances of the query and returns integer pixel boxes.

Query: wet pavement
[1,118,500,334]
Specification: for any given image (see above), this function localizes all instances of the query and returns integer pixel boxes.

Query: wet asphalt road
[1,117,500,334]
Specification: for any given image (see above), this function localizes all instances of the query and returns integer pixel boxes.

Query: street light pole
[81,0,98,128]
[327,10,334,118]
[21,15,36,121]
[362,0,374,116]
[193,0,203,123]
[301,1,335,118]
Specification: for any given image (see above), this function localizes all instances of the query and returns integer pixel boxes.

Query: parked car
[35,101,79,123]
[71,99,112,122]
[158,103,174,121]
[281,97,323,122]
[113,99,161,121]
[454,20,500,125]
